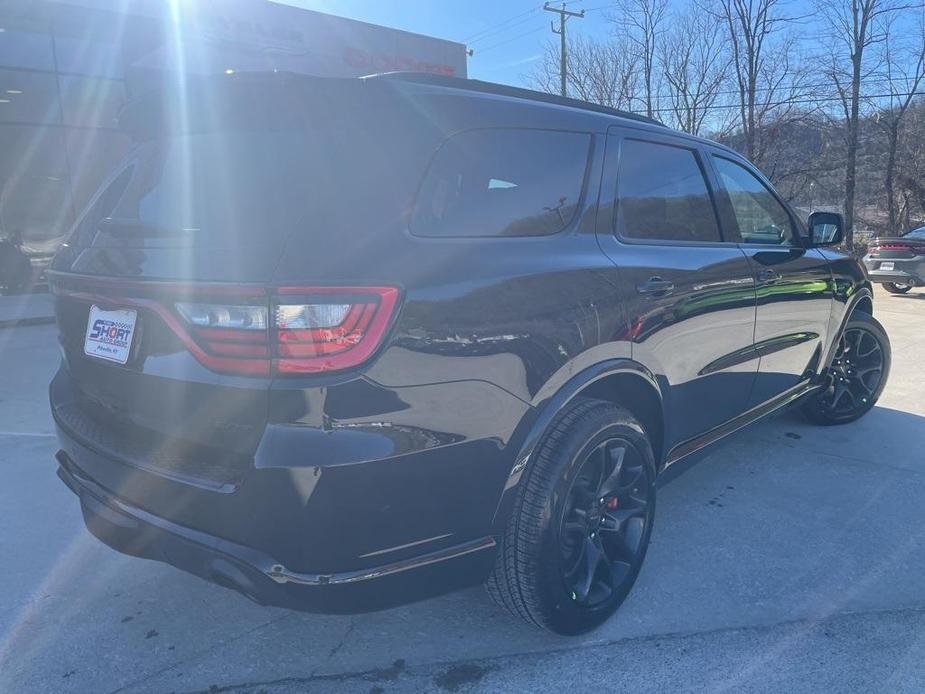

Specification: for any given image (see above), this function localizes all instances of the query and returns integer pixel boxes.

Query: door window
[713,156,795,245]
[616,139,722,243]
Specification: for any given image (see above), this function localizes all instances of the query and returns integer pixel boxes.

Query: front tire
[802,311,891,425]
[883,282,913,294]
[486,398,656,635]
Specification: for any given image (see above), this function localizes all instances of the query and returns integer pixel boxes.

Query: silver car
[863,226,925,294]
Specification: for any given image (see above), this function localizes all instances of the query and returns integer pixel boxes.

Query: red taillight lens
[173,287,399,376]
[55,277,401,378]
[872,243,925,255]
[274,287,400,374]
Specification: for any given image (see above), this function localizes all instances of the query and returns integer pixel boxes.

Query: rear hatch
[49,73,431,491]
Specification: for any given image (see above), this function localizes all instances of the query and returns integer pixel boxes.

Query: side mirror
[807,211,844,247]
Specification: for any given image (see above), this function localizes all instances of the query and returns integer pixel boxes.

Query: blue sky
[277,1,614,86]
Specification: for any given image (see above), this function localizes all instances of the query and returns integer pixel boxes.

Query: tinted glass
[53,35,123,78]
[616,140,721,243]
[904,227,925,240]
[102,132,314,248]
[411,128,590,237]
[58,75,127,128]
[70,166,134,247]
[713,156,794,245]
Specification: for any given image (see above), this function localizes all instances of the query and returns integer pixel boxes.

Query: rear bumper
[56,450,497,614]
[866,271,921,285]
[863,259,924,285]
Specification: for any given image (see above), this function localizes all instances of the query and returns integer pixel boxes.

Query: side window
[616,139,722,243]
[410,128,590,237]
[712,156,795,245]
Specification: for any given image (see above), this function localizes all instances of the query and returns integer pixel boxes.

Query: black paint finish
[48,72,873,614]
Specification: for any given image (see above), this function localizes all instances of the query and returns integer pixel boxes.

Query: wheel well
[580,373,665,464]
[854,295,873,316]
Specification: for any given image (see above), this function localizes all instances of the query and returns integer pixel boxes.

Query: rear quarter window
[410,128,591,238]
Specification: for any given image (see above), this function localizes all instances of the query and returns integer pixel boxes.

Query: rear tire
[883,282,913,294]
[802,312,891,425]
[486,397,656,635]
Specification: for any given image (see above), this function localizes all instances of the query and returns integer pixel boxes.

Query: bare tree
[819,0,909,246]
[533,35,641,110]
[610,0,670,118]
[706,0,810,166]
[660,10,732,135]
[875,15,925,234]
[895,102,925,224]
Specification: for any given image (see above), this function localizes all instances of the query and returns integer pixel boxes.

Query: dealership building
[0,0,467,265]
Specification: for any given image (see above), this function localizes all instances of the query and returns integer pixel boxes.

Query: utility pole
[544,2,584,97]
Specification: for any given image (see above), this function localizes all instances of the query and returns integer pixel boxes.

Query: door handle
[636,277,674,296]
[757,269,781,283]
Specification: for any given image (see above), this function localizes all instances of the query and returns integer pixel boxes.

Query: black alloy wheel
[803,312,891,425]
[883,282,913,294]
[486,397,656,635]
[559,438,651,607]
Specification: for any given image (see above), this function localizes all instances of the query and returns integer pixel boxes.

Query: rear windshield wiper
[97,217,198,237]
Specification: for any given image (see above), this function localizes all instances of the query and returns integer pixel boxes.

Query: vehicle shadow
[884,292,925,300]
[10,406,925,693]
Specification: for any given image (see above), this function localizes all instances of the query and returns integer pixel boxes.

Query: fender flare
[820,284,874,372]
[489,358,665,533]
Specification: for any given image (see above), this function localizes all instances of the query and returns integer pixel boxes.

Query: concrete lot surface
[1,286,924,693]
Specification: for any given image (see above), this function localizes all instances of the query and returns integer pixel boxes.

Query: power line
[468,13,545,47]
[475,22,550,55]
[649,90,925,114]
[641,75,925,102]
[463,5,544,44]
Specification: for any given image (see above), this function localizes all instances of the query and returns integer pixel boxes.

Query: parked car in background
[863,226,925,294]
[0,229,32,295]
[49,72,890,635]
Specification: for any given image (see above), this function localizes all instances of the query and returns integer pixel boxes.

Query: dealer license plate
[84,305,137,365]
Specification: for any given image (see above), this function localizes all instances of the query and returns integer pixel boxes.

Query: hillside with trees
[531,0,925,244]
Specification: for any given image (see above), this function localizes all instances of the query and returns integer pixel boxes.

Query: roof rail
[369,72,665,128]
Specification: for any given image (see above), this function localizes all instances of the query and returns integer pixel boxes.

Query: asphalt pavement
[2,286,925,693]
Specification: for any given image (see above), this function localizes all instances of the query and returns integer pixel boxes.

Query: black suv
[49,73,890,635]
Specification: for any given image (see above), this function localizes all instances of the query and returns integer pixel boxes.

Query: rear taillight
[871,242,925,255]
[274,287,400,374]
[174,287,399,376]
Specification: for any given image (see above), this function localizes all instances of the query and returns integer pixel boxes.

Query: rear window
[81,78,439,249]
[410,128,591,237]
[113,131,310,246]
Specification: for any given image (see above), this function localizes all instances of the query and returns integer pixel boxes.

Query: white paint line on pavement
[0,431,55,438]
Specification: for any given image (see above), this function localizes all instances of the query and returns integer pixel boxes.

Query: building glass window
[0,125,74,253]
[0,22,55,72]
[0,69,61,125]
